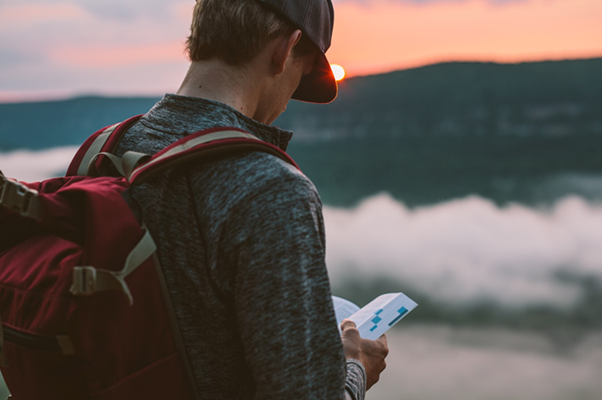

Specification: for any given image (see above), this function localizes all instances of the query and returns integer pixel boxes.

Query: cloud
[0,2,87,24]
[76,0,189,21]
[2,146,601,312]
[333,0,522,4]
[324,193,602,309]
[0,49,44,67]
[0,0,192,97]
[2,0,601,99]
[52,42,186,68]
[0,0,190,22]
[0,147,78,182]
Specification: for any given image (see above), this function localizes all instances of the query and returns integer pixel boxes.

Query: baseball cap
[256,0,338,104]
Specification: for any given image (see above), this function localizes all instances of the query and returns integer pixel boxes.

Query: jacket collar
[140,94,293,151]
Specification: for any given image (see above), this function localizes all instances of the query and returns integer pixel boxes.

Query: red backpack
[0,116,299,400]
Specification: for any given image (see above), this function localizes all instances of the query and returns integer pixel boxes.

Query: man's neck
[177,60,269,124]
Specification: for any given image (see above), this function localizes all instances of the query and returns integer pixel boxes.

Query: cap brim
[291,52,338,104]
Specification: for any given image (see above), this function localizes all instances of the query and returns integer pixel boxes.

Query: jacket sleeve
[345,360,367,400]
[221,168,365,400]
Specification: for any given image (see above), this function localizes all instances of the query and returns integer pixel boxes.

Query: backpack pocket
[2,325,72,353]
[89,352,194,400]
[1,326,87,400]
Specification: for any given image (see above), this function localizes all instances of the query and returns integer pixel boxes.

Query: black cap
[256,0,337,104]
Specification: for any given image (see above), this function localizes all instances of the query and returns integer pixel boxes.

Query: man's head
[186,0,336,104]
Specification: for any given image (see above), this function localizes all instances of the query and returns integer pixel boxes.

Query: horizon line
[2,55,601,105]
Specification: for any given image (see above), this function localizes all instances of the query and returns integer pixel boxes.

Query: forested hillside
[279,58,602,141]
[0,97,159,150]
[2,58,602,206]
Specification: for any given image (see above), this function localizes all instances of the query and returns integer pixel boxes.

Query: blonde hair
[186,0,314,65]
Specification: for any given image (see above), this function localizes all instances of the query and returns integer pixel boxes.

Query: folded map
[333,293,418,340]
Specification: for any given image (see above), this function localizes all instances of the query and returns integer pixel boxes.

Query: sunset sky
[1,0,601,102]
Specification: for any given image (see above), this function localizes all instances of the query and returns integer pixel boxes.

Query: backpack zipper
[2,325,62,352]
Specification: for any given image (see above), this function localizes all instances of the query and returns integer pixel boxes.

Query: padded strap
[134,130,259,176]
[87,151,150,178]
[76,123,120,176]
[70,115,143,177]
[122,226,157,276]
[122,152,152,178]
[87,152,126,177]
[70,226,157,305]
[130,129,299,184]
[150,254,202,399]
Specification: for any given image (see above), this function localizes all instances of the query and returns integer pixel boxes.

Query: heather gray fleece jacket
[113,94,366,400]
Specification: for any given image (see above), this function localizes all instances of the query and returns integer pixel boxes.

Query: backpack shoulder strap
[66,115,143,176]
[68,120,299,182]
[128,126,300,184]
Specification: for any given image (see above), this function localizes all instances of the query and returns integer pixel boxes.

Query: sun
[330,64,346,82]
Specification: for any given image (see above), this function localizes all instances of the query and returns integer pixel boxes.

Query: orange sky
[0,0,601,101]
[330,0,602,76]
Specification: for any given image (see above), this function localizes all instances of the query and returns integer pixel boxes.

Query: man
[114,0,389,398]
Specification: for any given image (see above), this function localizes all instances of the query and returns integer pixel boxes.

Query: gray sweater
[114,94,366,400]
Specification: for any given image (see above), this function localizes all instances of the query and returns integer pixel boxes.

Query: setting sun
[330,64,346,82]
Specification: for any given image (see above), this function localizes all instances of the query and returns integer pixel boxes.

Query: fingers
[340,319,357,331]
[341,320,361,360]
[376,334,389,357]
[341,319,361,347]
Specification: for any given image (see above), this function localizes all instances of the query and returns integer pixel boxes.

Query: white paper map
[333,293,418,340]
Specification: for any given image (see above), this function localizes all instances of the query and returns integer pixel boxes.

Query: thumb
[340,319,357,331]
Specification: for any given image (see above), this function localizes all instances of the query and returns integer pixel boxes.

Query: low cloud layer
[0,147,78,182]
[2,146,601,311]
[324,194,602,309]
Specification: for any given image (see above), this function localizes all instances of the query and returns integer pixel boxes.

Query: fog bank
[2,146,601,311]
[0,146,78,182]
[325,194,602,309]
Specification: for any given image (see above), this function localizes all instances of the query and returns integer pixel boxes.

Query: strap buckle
[71,266,134,305]
[70,228,156,306]
[71,266,98,296]
[0,171,42,220]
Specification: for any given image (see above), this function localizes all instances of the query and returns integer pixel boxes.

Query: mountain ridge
[2,57,601,150]
[2,58,602,207]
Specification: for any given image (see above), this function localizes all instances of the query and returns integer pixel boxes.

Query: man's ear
[272,29,302,75]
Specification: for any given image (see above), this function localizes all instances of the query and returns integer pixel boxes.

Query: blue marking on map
[372,316,382,324]
[375,309,383,315]
[388,307,409,327]
[370,325,378,332]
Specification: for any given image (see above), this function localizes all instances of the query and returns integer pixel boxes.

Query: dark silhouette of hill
[278,58,602,140]
[2,58,602,206]
[0,96,160,150]
[282,58,602,206]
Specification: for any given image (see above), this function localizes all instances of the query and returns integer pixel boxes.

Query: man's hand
[341,319,389,390]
